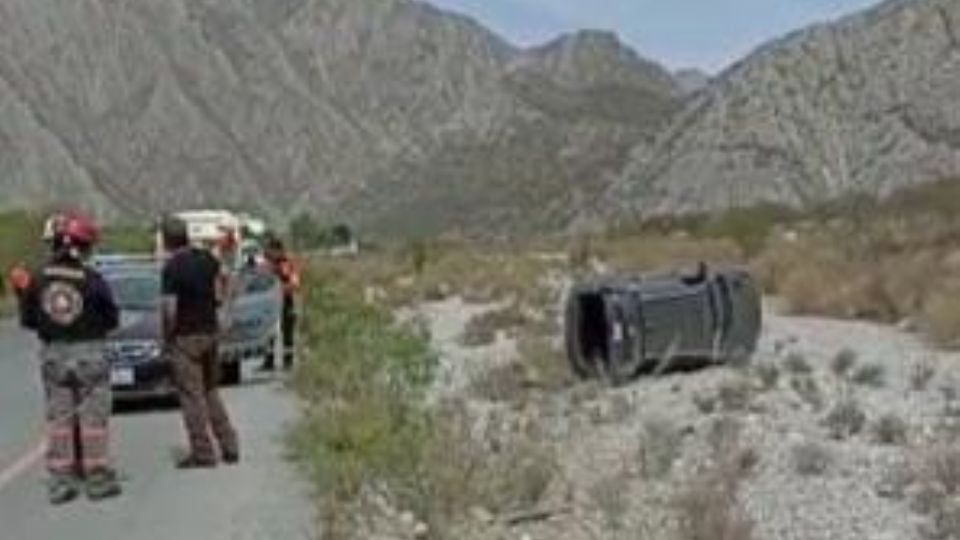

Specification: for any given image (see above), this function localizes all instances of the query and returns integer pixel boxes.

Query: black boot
[48,474,80,505]
[86,469,122,501]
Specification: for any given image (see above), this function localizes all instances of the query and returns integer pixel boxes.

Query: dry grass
[590,473,630,531]
[824,400,867,440]
[921,281,960,349]
[912,360,937,392]
[637,417,682,479]
[783,352,813,376]
[594,235,743,275]
[831,348,858,379]
[792,441,833,477]
[873,414,909,445]
[790,375,825,411]
[852,363,886,388]
[753,363,780,390]
[674,418,756,540]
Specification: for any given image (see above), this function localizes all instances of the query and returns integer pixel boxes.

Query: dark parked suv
[565,264,762,384]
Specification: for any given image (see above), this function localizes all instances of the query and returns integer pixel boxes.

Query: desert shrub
[638,417,682,479]
[912,361,937,392]
[590,474,630,531]
[922,281,960,349]
[674,420,756,540]
[824,400,867,440]
[852,363,886,388]
[791,375,824,411]
[792,441,833,476]
[753,363,780,390]
[717,377,755,412]
[831,348,858,379]
[783,352,812,375]
[873,414,909,445]
[469,362,529,403]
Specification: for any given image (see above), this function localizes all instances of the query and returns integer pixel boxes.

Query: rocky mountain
[0,0,680,236]
[609,0,960,219]
[674,68,710,95]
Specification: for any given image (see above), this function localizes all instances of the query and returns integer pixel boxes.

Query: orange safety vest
[7,264,30,295]
[265,257,300,296]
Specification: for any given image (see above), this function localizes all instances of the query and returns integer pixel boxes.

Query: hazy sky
[425,0,885,72]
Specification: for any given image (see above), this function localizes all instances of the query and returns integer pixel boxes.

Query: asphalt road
[0,321,315,540]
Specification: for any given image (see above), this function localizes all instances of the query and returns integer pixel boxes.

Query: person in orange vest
[258,236,300,371]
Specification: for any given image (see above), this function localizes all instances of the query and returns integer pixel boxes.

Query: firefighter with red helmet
[18,212,122,504]
[258,236,300,371]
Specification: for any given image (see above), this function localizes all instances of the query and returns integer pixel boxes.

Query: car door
[225,270,282,344]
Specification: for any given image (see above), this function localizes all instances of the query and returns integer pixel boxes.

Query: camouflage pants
[168,335,238,461]
[40,342,112,478]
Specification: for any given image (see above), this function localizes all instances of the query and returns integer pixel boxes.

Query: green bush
[0,210,45,300]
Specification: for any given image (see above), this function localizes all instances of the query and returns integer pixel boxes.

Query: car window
[107,273,161,311]
[239,271,276,295]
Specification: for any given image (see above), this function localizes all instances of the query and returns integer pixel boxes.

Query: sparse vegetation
[873,414,909,445]
[784,352,813,375]
[717,377,755,412]
[638,417,682,479]
[913,360,937,392]
[824,400,867,440]
[753,362,780,391]
[790,375,824,411]
[792,441,833,476]
[852,363,886,388]
[674,418,756,540]
[831,348,858,378]
[590,473,630,531]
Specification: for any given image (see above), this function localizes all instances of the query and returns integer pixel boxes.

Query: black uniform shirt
[20,257,119,343]
[161,248,221,336]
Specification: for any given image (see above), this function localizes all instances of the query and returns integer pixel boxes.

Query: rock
[413,522,430,539]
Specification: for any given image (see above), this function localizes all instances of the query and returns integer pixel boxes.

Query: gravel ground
[396,296,960,540]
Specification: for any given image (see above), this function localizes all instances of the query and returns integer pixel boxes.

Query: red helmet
[57,213,99,246]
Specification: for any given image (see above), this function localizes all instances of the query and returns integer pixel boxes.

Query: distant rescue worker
[18,213,122,504]
[258,236,300,372]
[159,216,239,468]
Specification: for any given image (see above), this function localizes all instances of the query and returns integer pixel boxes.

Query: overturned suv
[565,264,762,384]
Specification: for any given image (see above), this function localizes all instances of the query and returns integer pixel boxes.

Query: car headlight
[106,340,163,363]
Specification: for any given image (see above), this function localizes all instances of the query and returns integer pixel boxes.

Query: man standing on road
[160,216,239,468]
[258,236,300,372]
[19,213,122,504]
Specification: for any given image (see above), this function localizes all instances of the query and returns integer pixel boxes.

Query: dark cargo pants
[169,335,238,461]
[40,342,113,478]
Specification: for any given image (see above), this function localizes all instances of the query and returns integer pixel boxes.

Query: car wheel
[221,359,242,386]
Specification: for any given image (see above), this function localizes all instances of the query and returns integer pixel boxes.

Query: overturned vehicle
[565,264,762,384]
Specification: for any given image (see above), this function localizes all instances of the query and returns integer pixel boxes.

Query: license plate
[111,367,135,386]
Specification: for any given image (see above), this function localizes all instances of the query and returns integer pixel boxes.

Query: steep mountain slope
[0,0,680,235]
[610,0,960,218]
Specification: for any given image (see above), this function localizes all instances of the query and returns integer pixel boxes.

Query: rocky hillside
[0,0,680,235]
[610,0,960,218]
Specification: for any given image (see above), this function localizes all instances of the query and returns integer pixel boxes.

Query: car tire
[221,359,242,386]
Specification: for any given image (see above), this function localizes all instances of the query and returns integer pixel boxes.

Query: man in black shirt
[160,217,239,468]
[19,213,121,504]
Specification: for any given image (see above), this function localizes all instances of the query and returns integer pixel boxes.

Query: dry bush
[831,348,858,379]
[412,402,558,533]
[922,280,960,349]
[674,420,756,540]
[873,414,909,445]
[783,352,812,375]
[469,362,530,403]
[852,363,886,388]
[516,336,575,393]
[597,235,743,275]
[913,360,937,392]
[753,363,780,390]
[790,375,824,411]
[824,400,867,440]
[792,441,833,476]
[638,417,682,479]
[717,377,755,412]
[590,473,630,531]
[460,305,530,347]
